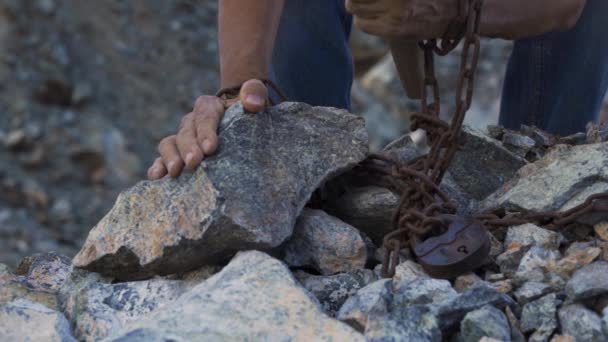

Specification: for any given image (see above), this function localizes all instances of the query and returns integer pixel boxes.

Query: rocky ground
[3,1,608,341]
[3,103,608,341]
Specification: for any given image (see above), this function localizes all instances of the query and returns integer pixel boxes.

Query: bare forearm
[481,0,586,39]
[218,0,284,87]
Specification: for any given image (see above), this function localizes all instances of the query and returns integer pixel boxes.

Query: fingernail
[186,153,193,165]
[202,140,212,153]
[245,94,264,107]
[167,161,175,173]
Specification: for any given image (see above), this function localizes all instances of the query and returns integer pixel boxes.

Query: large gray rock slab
[73,103,368,280]
[448,125,527,200]
[0,299,77,342]
[294,269,377,316]
[479,143,608,222]
[566,261,608,301]
[109,251,363,341]
[283,209,367,275]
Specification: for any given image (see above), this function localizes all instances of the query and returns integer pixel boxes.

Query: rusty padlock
[411,215,490,279]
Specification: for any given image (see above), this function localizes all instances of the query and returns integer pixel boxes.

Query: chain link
[357,0,608,278]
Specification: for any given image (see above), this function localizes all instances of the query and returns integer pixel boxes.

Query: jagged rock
[488,232,504,258]
[14,252,71,293]
[460,305,511,342]
[283,209,367,275]
[109,251,362,340]
[492,279,514,294]
[502,130,536,155]
[365,305,441,342]
[520,293,560,338]
[393,260,430,286]
[504,223,561,250]
[448,125,527,200]
[548,247,601,279]
[558,304,606,342]
[0,299,76,342]
[566,261,608,301]
[325,186,398,244]
[513,282,552,305]
[73,103,368,280]
[392,278,458,309]
[454,273,484,293]
[337,279,392,332]
[513,246,561,284]
[497,243,529,275]
[60,267,215,341]
[294,269,377,316]
[587,122,608,144]
[435,283,517,330]
[480,143,608,225]
[505,305,527,342]
[0,262,61,310]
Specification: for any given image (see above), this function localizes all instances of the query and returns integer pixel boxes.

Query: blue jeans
[499,0,608,135]
[271,0,608,136]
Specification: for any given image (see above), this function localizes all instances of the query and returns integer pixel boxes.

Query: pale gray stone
[435,283,517,331]
[73,103,368,280]
[60,270,213,341]
[392,278,458,309]
[283,209,367,275]
[513,246,561,284]
[13,252,72,293]
[392,260,430,287]
[460,305,511,342]
[337,279,392,332]
[0,299,76,342]
[520,293,560,335]
[294,269,377,316]
[513,282,552,305]
[480,143,608,225]
[110,251,363,341]
[566,261,608,301]
[504,223,561,250]
[365,305,441,342]
[448,125,527,200]
[559,304,606,342]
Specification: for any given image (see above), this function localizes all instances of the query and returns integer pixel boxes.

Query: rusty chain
[356,0,608,278]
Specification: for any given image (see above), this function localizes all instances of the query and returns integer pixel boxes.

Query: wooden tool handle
[388,39,424,100]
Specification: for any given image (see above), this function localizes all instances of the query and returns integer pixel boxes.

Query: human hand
[345,0,461,40]
[147,79,268,180]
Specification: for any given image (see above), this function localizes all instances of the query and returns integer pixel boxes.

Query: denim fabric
[499,0,608,135]
[270,0,353,110]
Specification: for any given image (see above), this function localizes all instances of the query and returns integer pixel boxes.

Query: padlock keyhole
[457,245,469,254]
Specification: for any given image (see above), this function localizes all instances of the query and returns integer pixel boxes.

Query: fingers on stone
[147,157,168,180]
[193,113,219,155]
[176,120,204,170]
[158,135,185,177]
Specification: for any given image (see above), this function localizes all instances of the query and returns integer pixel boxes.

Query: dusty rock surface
[480,143,608,221]
[73,103,368,280]
[109,251,364,341]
